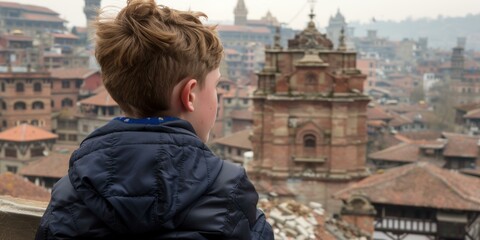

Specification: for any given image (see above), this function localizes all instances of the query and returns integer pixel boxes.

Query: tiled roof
[335,162,480,211]
[369,142,419,162]
[388,112,413,127]
[454,102,480,112]
[52,33,79,40]
[402,111,438,124]
[49,68,98,79]
[397,130,443,141]
[23,13,64,23]
[367,120,386,127]
[0,124,57,142]
[367,106,392,121]
[0,2,57,15]
[1,35,33,41]
[213,129,252,149]
[217,25,271,34]
[230,110,253,120]
[0,172,50,202]
[79,89,118,107]
[442,132,479,158]
[19,145,75,179]
[464,108,480,119]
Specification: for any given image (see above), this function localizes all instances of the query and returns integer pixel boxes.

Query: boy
[35,0,273,239]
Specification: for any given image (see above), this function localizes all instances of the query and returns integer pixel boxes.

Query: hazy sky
[13,0,480,30]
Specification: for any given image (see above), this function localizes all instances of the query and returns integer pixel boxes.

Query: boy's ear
[180,79,197,112]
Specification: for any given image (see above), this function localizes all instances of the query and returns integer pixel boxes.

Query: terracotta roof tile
[49,68,98,79]
[367,106,392,121]
[0,172,50,202]
[455,102,480,112]
[1,35,33,41]
[0,124,57,142]
[79,89,118,107]
[22,13,64,22]
[52,33,79,40]
[397,130,443,141]
[442,132,479,158]
[213,129,252,149]
[19,145,75,179]
[464,108,480,119]
[335,163,480,211]
[369,142,419,162]
[0,2,57,15]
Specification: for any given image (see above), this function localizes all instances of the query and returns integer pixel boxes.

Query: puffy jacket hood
[67,119,223,235]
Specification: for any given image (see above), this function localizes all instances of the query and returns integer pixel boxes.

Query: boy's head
[95,0,223,141]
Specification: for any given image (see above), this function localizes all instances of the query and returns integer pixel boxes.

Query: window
[2,120,7,128]
[16,83,24,92]
[75,79,83,89]
[1,82,5,92]
[243,99,249,104]
[58,134,66,140]
[6,165,18,174]
[61,98,73,107]
[31,119,39,126]
[32,101,44,110]
[237,149,242,156]
[33,82,42,92]
[5,148,17,158]
[305,73,317,85]
[31,147,44,157]
[61,80,70,89]
[1,101,6,110]
[303,134,316,148]
[68,134,77,141]
[13,101,26,110]
[82,125,89,132]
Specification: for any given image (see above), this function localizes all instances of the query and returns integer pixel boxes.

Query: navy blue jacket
[35,119,273,239]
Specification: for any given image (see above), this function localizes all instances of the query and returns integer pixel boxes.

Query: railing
[375,217,437,235]
[0,196,47,240]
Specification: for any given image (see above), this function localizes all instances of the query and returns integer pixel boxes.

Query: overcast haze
[12,0,480,30]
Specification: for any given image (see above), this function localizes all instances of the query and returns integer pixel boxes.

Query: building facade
[0,71,52,131]
[251,12,370,181]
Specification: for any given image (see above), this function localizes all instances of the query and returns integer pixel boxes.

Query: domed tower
[234,0,248,26]
[84,0,101,41]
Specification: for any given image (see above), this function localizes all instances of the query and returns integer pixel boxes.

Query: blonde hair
[95,0,223,117]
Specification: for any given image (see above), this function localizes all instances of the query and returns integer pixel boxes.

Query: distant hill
[350,13,480,50]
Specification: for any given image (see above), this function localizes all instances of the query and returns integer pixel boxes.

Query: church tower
[84,0,101,42]
[234,0,248,26]
[251,9,370,181]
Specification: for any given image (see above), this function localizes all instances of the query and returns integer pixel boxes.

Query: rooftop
[79,89,118,107]
[0,172,50,202]
[0,124,57,142]
[213,129,252,149]
[335,162,480,211]
[19,145,75,179]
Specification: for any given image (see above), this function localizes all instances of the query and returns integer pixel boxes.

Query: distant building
[251,10,370,181]
[0,71,52,131]
[0,124,57,174]
[19,144,74,190]
[0,1,65,37]
[77,89,122,142]
[326,9,354,49]
[336,162,480,239]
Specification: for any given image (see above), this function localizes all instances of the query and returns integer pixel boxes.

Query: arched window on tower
[304,134,316,148]
[303,134,316,157]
